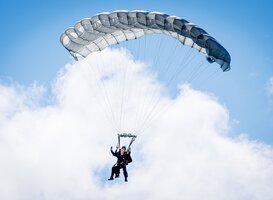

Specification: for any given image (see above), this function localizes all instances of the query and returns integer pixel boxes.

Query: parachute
[60,10,230,71]
[60,10,231,144]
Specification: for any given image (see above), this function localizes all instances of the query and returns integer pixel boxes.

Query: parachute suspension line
[134,94,163,135]
[136,34,142,61]
[167,49,198,85]
[187,61,208,84]
[157,36,191,86]
[152,34,165,71]
[133,34,166,134]
[118,53,128,132]
[161,50,198,93]
[95,52,121,133]
[84,60,120,133]
[135,46,201,135]
[131,35,156,133]
[112,47,120,130]
[133,35,182,135]
[194,62,213,84]
[135,99,173,135]
[137,51,209,135]
[143,33,147,61]
[138,55,224,135]
[183,53,206,83]
[169,50,201,85]
[198,65,223,87]
[159,38,180,76]
[132,35,148,133]
[127,37,142,131]
[111,46,127,133]
[181,51,215,86]
[81,65,113,131]
[137,65,223,135]
[117,38,136,133]
[133,35,175,133]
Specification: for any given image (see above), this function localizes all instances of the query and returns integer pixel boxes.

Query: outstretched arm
[110,146,118,157]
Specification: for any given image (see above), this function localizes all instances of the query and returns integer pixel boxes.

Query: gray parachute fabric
[60,10,231,71]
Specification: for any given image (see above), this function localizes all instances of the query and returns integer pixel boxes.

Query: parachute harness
[118,133,137,151]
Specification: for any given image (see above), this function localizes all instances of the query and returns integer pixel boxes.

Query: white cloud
[266,77,273,96]
[0,48,273,200]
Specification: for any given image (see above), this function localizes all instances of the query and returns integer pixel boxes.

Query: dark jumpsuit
[110,149,130,180]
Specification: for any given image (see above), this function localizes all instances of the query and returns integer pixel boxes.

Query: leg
[121,164,128,182]
[114,165,120,178]
[108,164,116,180]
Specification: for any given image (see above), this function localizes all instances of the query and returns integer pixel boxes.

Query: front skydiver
[108,145,132,182]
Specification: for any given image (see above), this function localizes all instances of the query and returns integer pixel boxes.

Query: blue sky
[1,0,273,143]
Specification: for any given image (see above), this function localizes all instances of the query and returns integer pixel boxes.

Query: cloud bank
[0,48,273,200]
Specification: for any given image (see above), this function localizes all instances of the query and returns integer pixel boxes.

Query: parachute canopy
[60,10,231,71]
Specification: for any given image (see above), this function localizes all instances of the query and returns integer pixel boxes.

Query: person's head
[121,146,126,155]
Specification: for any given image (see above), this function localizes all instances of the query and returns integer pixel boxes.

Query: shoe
[115,174,119,178]
[108,177,114,181]
[125,178,128,182]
